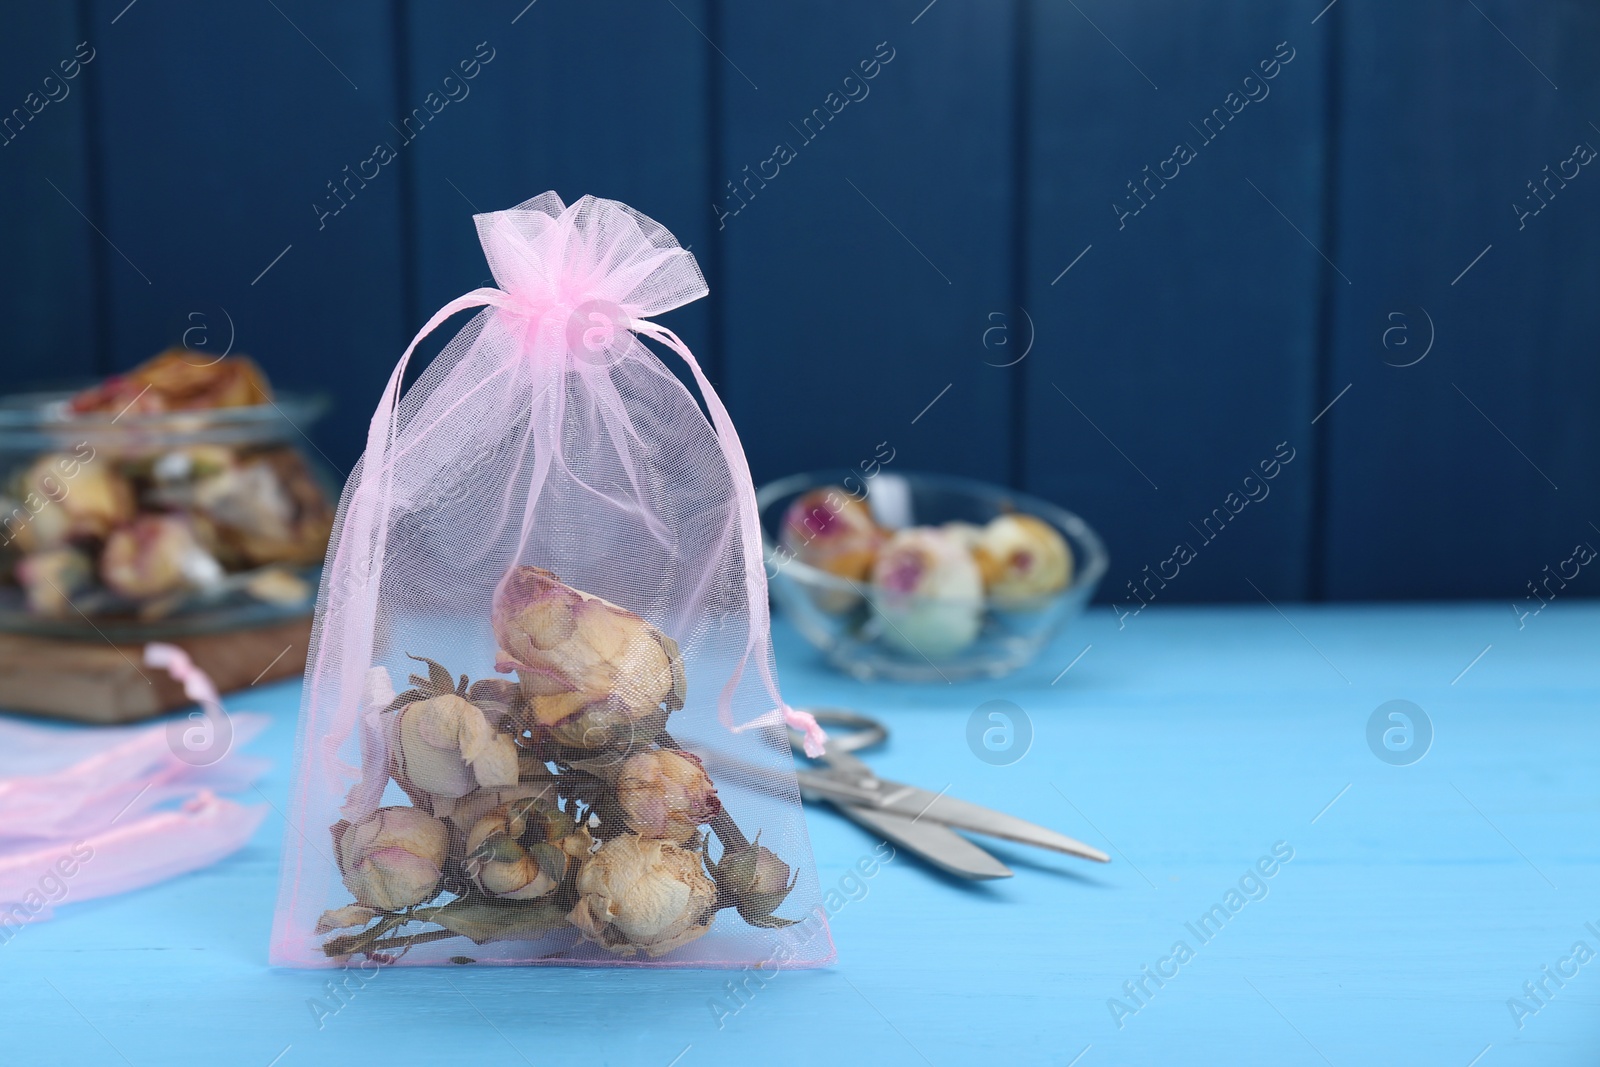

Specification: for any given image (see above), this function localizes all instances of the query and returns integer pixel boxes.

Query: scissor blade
[805,774,1109,863]
[827,802,1012,880]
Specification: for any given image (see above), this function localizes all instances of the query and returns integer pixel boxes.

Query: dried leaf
[424,900,571,945]
[387,689,425,712]
[403,653,456,696]
[428,660,453,693]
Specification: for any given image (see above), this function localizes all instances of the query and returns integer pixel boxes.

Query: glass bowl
[0,390,334,640]
[756,470,1108,682]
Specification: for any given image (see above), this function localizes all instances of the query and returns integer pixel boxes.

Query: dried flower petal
[335,807,448,911]
[100,515,224,600]
[616,749,721,843]
[972,514,1072,606]
[243,566,312,606]
[569,835,717,958]
[15,546,92,618]
[68,349,273,415]
[870,527,983,656]
[493,566,684,747]
[395,694,520,802]
[13,454,134,549]
[190,448,333,567]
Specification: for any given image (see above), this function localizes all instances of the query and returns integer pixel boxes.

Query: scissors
[787,708,1110,880]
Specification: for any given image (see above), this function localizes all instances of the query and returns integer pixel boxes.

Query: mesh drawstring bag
[270,193,833,968]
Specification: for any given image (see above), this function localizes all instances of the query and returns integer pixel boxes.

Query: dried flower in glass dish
[0,349,332,633]
[760,472,1107,682]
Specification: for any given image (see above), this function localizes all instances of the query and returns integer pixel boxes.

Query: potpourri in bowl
[758,470,1106,682]
[0,348,333,639]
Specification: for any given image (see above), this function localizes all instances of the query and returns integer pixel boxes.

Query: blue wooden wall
[2,0,1596,604]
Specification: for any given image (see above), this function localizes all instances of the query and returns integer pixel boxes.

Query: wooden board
[0,614,310,723]
[86,0,409,475]
[0,3,102,386]
[1317,0,1600,598]
[4,1,1600,606]
[405,0,713,396]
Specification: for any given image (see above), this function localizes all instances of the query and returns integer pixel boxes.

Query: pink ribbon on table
[144,642,223,717]
[0,645,266,925]
[0,790,264,925]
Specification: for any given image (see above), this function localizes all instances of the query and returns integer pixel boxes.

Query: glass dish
[0,390,333,640]
[756,470,1108,682]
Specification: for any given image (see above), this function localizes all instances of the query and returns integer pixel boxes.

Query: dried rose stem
[708,811,749,851]
[361,929,460,954]
[324,905,474,958]
[323,913,408,957]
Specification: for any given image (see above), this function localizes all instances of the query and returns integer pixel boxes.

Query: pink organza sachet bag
[271,193,833,969]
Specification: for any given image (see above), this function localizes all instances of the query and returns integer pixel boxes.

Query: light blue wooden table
[4,603,1597,1066]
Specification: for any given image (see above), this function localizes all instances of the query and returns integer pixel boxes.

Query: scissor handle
[789,707,886,756]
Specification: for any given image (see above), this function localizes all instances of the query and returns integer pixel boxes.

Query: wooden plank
[718,2,1016,486]
[1023,2,1327,604]
[0,614,310,722]
[405,0,712,389]
[85,0,408,475]
[7,604,1600,1058]
[0,5,101,386]
[1318,0,1600,600]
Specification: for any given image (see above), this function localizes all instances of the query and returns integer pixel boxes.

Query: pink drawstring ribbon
[145,642,226,724]
[0,645,265,923]
[785,706,829,759]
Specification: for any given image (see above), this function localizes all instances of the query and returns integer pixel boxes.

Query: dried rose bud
[394,694,520,802]
[335,807,448,911]
[463,798,592,901]
[709,842,797,927]
[869,526,984,656]
[940,521,984,552]
[192,457,293,543]
[149,445,235,485]
[745,847,792,896]
[441,781,556,835]
[99,515,224,600]
[616,749,721,843]
[14,454,134,548]
[492,566,685,748]
[243,566,311,606]
[15,546,92,617]
[68,349,273,415]
[973,514,1073,607]
[191,448,332,567]
[467,827,556,900]
[569,835,717,958]
[780,488,884,583]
